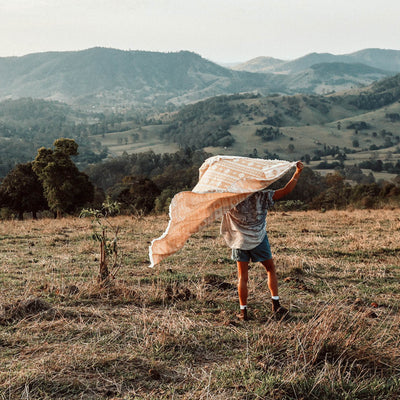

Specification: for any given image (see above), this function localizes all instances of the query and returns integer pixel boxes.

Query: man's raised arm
[273,161,304,201]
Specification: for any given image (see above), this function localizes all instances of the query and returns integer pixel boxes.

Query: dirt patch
[0,297,51,324]
[165,285,194,301]
[203,274,235,290]
[283,276,317,293]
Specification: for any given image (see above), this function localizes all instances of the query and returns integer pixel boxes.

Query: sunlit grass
[1,210,399,399]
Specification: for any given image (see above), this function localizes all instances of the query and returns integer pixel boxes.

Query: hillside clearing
[91,125,179,157]
[94,93,400,166]
[1,210,399,399]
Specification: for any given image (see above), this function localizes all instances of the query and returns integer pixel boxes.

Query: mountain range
[0,47,399,109]
[232,48,400,74]
[0,48,281,109]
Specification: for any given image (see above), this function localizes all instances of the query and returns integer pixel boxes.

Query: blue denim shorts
[231,234,272,262]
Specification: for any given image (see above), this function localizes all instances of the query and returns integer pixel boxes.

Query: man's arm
[272,161,304,201]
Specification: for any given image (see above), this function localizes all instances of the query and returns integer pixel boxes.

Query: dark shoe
[237,308,248,321]
[273,305,289,321]
[272,299,289,321]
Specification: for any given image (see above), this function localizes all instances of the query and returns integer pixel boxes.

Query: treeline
[308,174,400,210]
[85,148,211,213]
[87,150,400,214]
[0,144,210,219]
[2,138,400,220]
[315,156,400,175]
[274,167,400,210]
[86,148,209,189]
[255,126,283,141]
[358,159,400,174]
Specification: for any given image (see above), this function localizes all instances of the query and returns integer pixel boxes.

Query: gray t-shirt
[220,189,275,250]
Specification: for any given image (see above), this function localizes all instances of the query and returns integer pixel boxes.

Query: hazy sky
[1,0,400,62]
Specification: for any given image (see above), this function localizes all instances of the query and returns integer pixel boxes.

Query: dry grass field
[1,209,400,399]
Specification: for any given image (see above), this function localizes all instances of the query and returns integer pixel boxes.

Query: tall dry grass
[0,210,399,399]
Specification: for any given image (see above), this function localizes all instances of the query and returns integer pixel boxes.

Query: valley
[1,48,400,204]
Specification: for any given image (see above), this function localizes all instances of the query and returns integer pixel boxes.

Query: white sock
[271,296,280,300]
[240,305,247,310]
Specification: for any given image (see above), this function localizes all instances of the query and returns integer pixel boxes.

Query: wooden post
[98,229,109,285]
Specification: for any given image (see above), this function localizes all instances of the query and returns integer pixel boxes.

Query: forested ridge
[0,98,136,177]
[160,94,246,148]
[348,74,400,109]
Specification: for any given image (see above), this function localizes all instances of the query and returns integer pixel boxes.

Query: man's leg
[261,258,278,297]
[237,261,249,320]
[261,258,289,319]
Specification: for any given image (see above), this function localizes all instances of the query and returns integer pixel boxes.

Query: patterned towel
[149,156,296,267]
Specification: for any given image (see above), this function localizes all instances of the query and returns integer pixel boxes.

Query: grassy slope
[1,210,399,399]
[230,97,399,158]
[95,125,179,157]
[99,95,400,178]
[205,100,400,186]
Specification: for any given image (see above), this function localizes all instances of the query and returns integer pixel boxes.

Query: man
[221,161,304,321]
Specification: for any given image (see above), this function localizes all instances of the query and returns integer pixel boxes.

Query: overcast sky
[1,0,400,63]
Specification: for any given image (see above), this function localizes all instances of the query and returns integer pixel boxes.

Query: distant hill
[233,48,400,74]
[231,56,285,73]
[1,47,399,110]
[0,48,284,109]
[284,62,392,94]
[231,49,399,95]
[345,48,400,73]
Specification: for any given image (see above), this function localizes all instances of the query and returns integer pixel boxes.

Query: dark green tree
[32,138,94,217]
[0,162,47,220]
[310,172,351,209]
[281,167,325,204]
[301,154,311,165]
[108,176,160,215]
